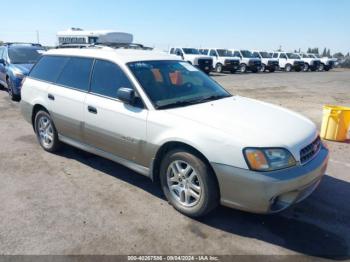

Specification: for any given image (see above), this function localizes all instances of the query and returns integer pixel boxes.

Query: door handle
[48,94,55,100]
[88,105,97,114]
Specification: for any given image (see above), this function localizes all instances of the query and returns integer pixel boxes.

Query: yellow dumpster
[320,105,350,141]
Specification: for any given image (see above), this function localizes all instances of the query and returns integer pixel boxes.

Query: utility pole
[36,30,40,44]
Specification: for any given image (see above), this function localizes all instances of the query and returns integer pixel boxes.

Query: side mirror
[117,87,135,104]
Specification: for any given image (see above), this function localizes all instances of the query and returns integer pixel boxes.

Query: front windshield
[182,48,200,55]
[128,60,231,109]
[240,50,253,58]
[260,52,272,58]
[8,47,44,64]
[217,49,233,57]
[287,53,300,59]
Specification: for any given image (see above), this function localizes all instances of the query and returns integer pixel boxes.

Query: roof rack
[56,42,153,50]
[1,42,42,47]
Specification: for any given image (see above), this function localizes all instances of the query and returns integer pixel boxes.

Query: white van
[297,53,321,72]
[199,49,240,73]
[230,50,262,73]
[272,52,305,72]
[251,51,279,72]
[169,47,213,74]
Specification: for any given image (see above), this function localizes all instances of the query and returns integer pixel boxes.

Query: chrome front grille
[300,137,321,164]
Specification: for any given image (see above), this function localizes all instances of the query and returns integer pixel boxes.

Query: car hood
[11,64,34,75]
[166,96,317,154]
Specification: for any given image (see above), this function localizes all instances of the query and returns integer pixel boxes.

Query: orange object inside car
[151,69,163,83]
[169,71,183,86]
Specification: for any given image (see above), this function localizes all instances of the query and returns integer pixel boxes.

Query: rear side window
[30,56,68,82]
[90,59,133,98]
[56,57,93,91]
[273,53,278,58]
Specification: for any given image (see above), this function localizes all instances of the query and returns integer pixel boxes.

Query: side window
[253,52,259,58]
[175,48,183,56]
[90,60,133,98]
[209,50,217,56]
[234,51,241,58]
[170,48,175,54]
[280,53,287,59]
[273,53,278,58]
[29,56,69,82]
[56,57,93,91]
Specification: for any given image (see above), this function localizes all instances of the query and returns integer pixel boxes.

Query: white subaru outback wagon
[20,47,329,217]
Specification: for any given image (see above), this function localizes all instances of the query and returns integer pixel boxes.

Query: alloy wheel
[166,160,202,207]
[38,115,54,149]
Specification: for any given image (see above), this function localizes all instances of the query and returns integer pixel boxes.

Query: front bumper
[212,146,329,213]
[223,61,240,71]
[293,62,305,70]
[196,59,213,72]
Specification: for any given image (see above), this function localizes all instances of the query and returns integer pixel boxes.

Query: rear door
[84,59,148,165]
[47,56,94,142]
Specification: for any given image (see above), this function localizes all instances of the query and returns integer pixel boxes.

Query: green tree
[333,52,344,59]
[326,49,331,58]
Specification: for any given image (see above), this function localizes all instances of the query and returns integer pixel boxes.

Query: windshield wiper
[156,99,201,110]
[190,94,231,104]
[156,95,230,110]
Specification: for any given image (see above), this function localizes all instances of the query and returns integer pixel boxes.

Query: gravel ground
[0,69,349,260]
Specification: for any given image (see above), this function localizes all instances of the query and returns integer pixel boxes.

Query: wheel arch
[151,141,219,191]
[31,104,49,130]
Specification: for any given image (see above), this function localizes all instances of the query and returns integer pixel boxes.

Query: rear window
[8,47,43,64]
[56,57,93,91]
[29,56,68,82]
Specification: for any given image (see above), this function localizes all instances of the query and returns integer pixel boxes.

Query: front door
[84,59,148,165]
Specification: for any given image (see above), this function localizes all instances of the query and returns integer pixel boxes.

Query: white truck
[307,54,335,71]
[297,53,321,72]
[198,49,240,73]
[251,51,279,72]
[230,50,262,73]
[272,52,305,72]
[169,47,213,74]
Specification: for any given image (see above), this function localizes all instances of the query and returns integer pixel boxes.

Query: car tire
[269,68,275,73]
[303,63,309,72]
[34,110,61,153]
[251,68,259,73]
[324,66,330,71]
[6,78,20,101]
[319,63,325,71]
[160,148,219,217]
[215,63,223,73]
[285,64,292,72]
[240,64,247,73]
[260,64,266,72]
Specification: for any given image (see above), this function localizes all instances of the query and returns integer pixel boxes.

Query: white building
[56,28,133,45]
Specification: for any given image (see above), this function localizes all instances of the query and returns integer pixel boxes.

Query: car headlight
[243,148,296,171]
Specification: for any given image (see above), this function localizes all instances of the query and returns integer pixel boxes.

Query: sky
[1,0,349,53]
